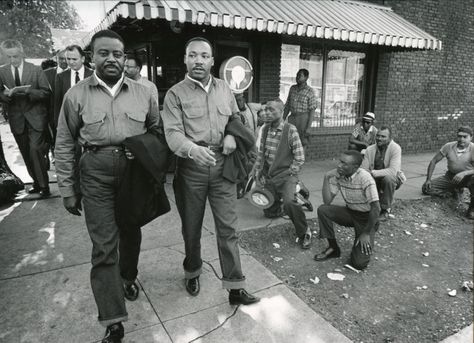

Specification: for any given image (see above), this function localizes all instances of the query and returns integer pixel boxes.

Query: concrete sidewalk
[0,122,471,343]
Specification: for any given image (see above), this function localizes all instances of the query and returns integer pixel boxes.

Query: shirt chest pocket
[182,100,207,134]
[81,111,106,139]
[123,110,147,136]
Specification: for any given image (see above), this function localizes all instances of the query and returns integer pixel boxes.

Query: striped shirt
[329,168,379,212]
[284,83,318,115]
[254,121,305,174]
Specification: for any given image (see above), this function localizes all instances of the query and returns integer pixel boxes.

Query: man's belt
[82,144,125,153]
[195,142,223,152]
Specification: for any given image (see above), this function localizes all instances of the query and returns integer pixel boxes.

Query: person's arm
[25,67,51,102]
[322,169,339,204]
[305,109,315,135]
[289,125,304,174]
[305,90,318,134]
[452,168,474,184]
[54,92,82,215]
[283,87,292,120]
[349,135,368,149]
[145,89,161,135]
[355,200,380,255]
[422,151,444,191]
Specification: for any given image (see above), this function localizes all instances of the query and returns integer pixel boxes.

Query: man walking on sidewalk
[422,125,474,219]
[162,37,259,306]
[253,99,313,249]
[315,150,380,270]
[55,30,160,343]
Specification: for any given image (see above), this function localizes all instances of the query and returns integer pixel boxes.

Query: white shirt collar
[70,65,85,86]
[57,66,67,74]
[186,74,212,93]
[11,61,24,81]
[94,72,124,97]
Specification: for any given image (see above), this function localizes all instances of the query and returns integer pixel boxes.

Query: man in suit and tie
[0,39,51,196]
[54,45,93,129]
[44,49,68,160]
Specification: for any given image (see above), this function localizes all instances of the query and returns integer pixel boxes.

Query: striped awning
[84,0,442,50]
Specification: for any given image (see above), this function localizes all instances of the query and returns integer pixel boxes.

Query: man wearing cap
[253,99,312,249]
[349,112,378,153]
[361,126,403,220]
[422,125,474,219]
[283,68,317,150]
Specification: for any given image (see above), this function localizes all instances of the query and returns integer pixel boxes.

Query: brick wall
[374,0,474,153]
[257,35,281,102]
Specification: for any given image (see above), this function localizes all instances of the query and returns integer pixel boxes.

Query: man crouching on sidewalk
[314,150,380,270]
[253,99,313,249]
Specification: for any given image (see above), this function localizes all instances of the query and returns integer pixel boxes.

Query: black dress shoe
[28,185,41,194]
[314,247,341,261]
[229,289,260,305]
[185,276,200,296]
[102,322,124,343]
[300,234,312,249]
[123,281,139,301]
[39,188,51,197]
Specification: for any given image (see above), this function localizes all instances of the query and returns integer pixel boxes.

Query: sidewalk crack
[187,305,240,343]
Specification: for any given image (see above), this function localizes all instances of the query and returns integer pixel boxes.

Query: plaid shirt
[254,121,305,175]
[328,168,379,212]
[284,83,317,115]
[352,124,377,145]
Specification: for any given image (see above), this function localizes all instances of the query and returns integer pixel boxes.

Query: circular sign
[219,56,253,93]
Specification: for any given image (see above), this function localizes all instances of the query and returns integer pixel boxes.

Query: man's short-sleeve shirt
[329,168,379,212]
[352,124,377,145]
[440,141,474,174]
[285,84,317,115]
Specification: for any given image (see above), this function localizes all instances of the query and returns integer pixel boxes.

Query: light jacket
[362,140,402,178]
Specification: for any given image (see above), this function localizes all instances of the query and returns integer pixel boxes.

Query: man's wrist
[187,145,195,159]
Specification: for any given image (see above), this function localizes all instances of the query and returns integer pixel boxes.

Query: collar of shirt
[57,66,67,74]
[11,61,24,79]
[93,72,125,97]
[344,168,361,182]
[268,121,284,133]
[186,74,212,93]
[71,65,85,85]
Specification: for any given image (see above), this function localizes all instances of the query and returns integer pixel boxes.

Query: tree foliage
[0,0,83,58]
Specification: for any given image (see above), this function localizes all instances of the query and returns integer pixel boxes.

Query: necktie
[75,71,80,84]
[14,67,21,86]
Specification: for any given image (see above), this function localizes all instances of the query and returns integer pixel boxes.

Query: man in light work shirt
[55,30,160,343]
[283,68,317,149]
[162,37,259,306]
[124,54,159,105]
[422,125,474,219]
[315,150,380,270]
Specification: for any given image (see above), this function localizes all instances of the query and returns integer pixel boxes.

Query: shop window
[280,44,366,129]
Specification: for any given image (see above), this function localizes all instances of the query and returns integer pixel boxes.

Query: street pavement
[0,122,471,343]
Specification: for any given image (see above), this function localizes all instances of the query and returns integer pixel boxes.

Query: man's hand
[422,180,431,193]
[124,147,135,160]
[190,146,216,167]
[255,170,266,186]
[222,134,236,155]
[452,171,468,184]
[325,168,340,180]
[355,233,372,255]
[63,195,82,216]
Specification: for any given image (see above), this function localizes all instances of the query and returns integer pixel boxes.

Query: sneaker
[300,234,312,249]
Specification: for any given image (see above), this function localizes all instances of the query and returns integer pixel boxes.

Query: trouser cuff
[222,277,246,290]
[184,267,202,280]
[99,314,128,327]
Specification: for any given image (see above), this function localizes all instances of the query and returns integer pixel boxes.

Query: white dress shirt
[10,61,24,83]
[70,65,85,86]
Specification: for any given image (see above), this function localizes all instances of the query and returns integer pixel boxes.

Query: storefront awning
[85,0,442,50]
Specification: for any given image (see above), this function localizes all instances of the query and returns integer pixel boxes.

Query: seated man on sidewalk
[253,99,313,249]
[361,126,403,220]
[422,125,474,219]
[348,112,378,153]
[315,150,380,270]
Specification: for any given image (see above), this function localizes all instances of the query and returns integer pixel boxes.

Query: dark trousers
[12,121,49,188]
[317,204,379,270]
[425,171,474,206]
[288,114,309,148]
[264,174,308,237]
[80,148,141,326]
[173,152,246,289]
[374,174,398,210]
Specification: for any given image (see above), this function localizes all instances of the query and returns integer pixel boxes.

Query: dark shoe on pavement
[28,185,41,194]
[123,281,139,301]
[314,247,341,261]
[229,289,260,305]
[39,187,51,197]
[102,322,124,343]
[300,234,312,249]
[185,276,200,296]
[379,209,390,221]
[303,200,313,212]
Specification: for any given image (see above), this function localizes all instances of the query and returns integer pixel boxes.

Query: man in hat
[422,125,474,219]
[349,112,378,153]
[253,99,313,249]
